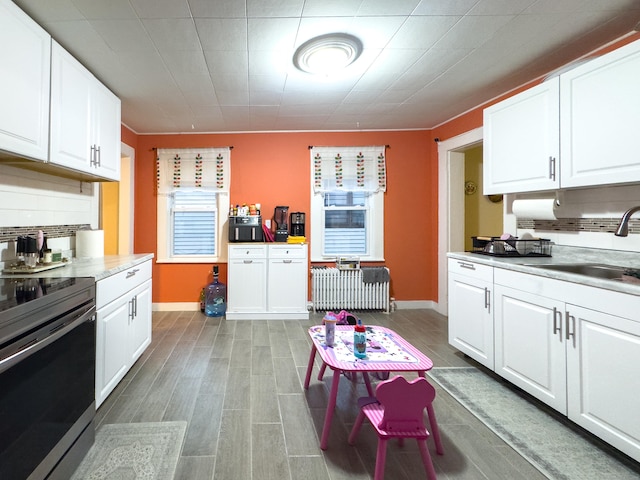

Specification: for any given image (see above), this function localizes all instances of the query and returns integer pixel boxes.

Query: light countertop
[448,245,640,296]
[0,254,154,281]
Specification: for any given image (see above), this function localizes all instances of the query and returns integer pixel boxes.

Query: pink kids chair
[348,375,438,480]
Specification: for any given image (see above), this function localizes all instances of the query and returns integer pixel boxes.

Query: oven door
[0,304,96,480]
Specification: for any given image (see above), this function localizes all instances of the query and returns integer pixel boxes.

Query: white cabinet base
[95,260,152,407]
[227,244,309,320]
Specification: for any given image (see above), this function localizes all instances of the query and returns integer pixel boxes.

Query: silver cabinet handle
[243,259,253,264]
[96,145,101,167]
[133,294,138,318]
[126,268,140,279]
[128,297,134,322]
[553,307,562,336]
[549,156,556,181]
[565,311,576,347]
[484,287,491,313]
[458,261,476,270]
[283,259,292,264]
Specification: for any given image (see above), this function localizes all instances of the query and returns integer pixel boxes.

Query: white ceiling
[13,0,640,134]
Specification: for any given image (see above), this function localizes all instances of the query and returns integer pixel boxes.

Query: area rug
[428,367,640,480]
[70,421,186,480]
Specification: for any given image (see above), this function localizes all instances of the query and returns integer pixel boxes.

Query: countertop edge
[0,254,154,281]
[447,249,640,296]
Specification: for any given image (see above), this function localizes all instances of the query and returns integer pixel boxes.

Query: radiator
[311,267,390,313]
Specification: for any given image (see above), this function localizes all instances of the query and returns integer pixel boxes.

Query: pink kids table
[304,324,444,453]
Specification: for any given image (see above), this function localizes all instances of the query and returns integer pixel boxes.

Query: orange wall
[126,32,640,306]
[129,130,436,304]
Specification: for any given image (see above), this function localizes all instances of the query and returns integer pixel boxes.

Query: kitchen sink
[526,263,629,280]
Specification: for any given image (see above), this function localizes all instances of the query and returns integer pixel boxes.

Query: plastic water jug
[205,265,226,317]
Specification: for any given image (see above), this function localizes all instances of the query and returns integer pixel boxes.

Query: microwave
[228,216,264,242]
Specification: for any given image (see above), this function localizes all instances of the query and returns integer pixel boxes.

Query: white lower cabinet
[493,268,640,462]
[227,244,268,316]
[566,305,640,462]
[447,259,494,369]
[494,285,567,412]
[227,244,309,320]
[95,260,152,407]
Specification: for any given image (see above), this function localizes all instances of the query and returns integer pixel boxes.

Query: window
[157,190,229,263]
[323,191,367,255]
[309,145,386,262]
[311,189,383,260]
[156,147,230,263]
[172,190,217,256]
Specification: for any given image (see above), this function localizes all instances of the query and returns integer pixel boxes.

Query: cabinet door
[0,0,50,161]
[92,80,121,181]
[130,279,152,364]
[95,295,130,408]
[227,258,267,313]
[483,78,560,194]
[268,258,307,312]
[566,304,640,462]
[494,285,567,413]
[448,272,494,369]
[50,41,93,172]
[560,39,640,188]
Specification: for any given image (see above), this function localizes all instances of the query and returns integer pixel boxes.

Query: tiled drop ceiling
[13,0,640,134]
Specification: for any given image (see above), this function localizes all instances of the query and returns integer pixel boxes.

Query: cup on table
[323,312,338,347]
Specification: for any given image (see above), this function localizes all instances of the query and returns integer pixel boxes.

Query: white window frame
[156,191,229,263]
[310,189,384,262]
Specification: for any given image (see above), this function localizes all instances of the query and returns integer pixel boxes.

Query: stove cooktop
[0,277,87,313]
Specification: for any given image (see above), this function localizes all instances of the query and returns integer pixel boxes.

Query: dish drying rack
[471,236,552,257]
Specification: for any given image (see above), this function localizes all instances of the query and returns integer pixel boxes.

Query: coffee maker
[290,212,305,237]
[274,206,289,242]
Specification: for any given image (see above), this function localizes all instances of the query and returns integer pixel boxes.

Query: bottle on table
[354,323,367,359]
[323,312,337,347]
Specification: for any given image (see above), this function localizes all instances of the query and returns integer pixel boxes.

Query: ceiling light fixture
[293,33,363,76]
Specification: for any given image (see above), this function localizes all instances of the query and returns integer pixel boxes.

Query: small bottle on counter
[354,323,367,359]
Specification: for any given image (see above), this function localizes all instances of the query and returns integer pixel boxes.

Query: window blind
[172,190,217,256]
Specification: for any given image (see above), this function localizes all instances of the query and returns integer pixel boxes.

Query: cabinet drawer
[97,260,152,307]
[228,244,267,259]
[268,244,307,259]
[448,258,493,282]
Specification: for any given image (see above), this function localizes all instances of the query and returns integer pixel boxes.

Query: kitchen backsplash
[0,224,90,243]
[517,218,640,235]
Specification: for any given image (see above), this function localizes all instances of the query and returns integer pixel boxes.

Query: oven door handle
[0,305,96,374]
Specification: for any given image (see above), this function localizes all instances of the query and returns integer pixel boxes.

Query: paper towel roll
[76,230,104,258]
[512,198,558,220]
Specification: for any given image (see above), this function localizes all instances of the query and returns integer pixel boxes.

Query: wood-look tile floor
[93,309,629,479]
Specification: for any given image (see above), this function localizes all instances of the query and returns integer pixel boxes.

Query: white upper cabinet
[0,0,51,161]
[483,79,560,194]
[560,40,640,188]
[484,38,640,194]
[50,41,121,181]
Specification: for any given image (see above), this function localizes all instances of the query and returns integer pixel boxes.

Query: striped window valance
[311,145,387,193]
[156,147,230,194]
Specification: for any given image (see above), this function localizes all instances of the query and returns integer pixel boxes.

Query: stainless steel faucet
[614,206,640,237]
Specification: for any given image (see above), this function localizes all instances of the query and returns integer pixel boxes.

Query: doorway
[100,142,135,255]
[436,127,484,316]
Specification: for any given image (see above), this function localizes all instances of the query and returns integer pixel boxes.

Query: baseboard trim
[153,300,441,313]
